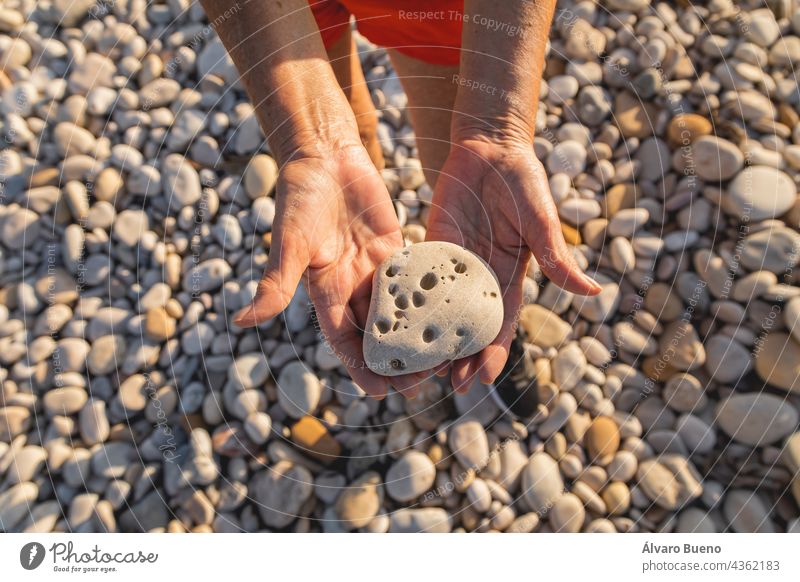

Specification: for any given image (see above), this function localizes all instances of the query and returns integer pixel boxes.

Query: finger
[434,362,450,377]
[389,373,423,399]
[233,237,307,327]
[526,212,601,296]
[451,357,479,394]
[313,298,389,400]
[476,273,524,384]
[522,166,601,296]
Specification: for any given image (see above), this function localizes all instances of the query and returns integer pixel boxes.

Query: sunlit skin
[203,0,601,397]
[427,139,600,392]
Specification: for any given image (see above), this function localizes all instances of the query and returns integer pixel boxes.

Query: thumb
[233,236,307,327]
[523,163,601,296]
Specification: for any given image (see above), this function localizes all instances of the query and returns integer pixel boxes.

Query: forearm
[452,0,556,145]
[201,0,361,163]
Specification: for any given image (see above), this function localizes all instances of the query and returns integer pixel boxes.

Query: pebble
[277,361,322,419]
[551,343,587,391]
[252,461,313,528]
[335,471,382,531]
[162,154,202,206]
[740,227,800,273]
[666,114,712,146]
[448,420,490,470]
[724,490,776,533]
[229,353,270,390]
[585,417,620,464]
[113,210,149,247]
[290,416,341,463]
[364,242,503,375]
[182,258,232,293]
[549,493,585,533]
[521,453,564,514]
[636,455,702,510]
[724,166,797,221]
[702,335,750,383]
[658,321,705,372]
[79,400,109,445]
[547,141,587,178]
[145,307,175,341]
[602,482,631,516]
[0,482,39,531]
[1,208,40,249]
[716,393,798,446]
[615,90,658,138]
[386,451,436,502]
[389,508,452,533]
[692,136,744,181]
[518,305,571,348]
[244,154,278,199]
[0,406,31,441]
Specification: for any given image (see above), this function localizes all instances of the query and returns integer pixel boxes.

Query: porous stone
[364,242,503,375]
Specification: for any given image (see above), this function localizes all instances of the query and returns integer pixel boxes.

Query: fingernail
[480,371,497,385]
[232,305,254,326]
[584,274,602,294]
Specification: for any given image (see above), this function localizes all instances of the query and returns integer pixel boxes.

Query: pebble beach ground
[1,0,800,533]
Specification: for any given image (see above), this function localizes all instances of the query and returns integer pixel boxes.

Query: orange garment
[309,0,464,65]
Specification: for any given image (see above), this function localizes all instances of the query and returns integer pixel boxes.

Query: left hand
[425,138,601,392]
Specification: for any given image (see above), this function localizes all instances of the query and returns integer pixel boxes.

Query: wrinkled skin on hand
[425,139,601,392]
[233,146,428,398]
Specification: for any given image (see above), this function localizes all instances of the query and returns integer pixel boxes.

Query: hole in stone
[386,265,398,277]
[449,275,455,281]
[402,251,410,255]
[456,328,466,337]
[392,321,401,331]
[390,359,405,370]
[420,272,438,290]
[490,291,497,298]
[388,283,399,295]
[450,258,458,264]
[445,299,450,303]
[395,294,409,309]
[375,319,391,334]
[412,292,425,307]
[422,327,437,343]
[454,262,467,274]
[395,310,407,319]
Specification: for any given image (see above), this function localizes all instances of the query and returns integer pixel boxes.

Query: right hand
[232,145,424,399]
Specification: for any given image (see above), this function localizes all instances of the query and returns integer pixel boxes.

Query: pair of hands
[233,137,600,399]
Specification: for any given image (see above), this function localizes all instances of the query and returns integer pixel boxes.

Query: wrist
[450,85,536,147]
[257,80,363,164]
[450,119,535,162]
